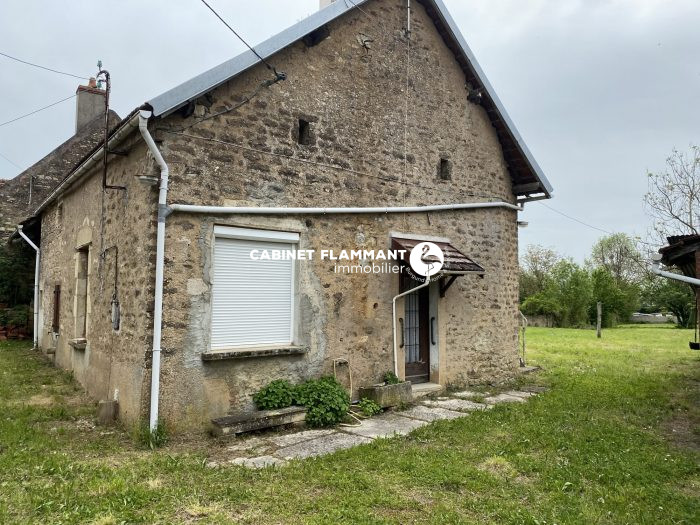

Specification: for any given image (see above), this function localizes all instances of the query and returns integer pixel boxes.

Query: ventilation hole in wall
[373,303,379,310]
[302,25,330,47]
[298,119,311,146]
[438,158,452,181]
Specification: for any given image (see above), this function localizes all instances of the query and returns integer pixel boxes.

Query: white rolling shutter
[211,227,298,348]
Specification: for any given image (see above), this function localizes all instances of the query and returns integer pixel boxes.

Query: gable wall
[154,0,521,429]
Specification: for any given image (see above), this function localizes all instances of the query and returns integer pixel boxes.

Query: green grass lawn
[1,326,698,524]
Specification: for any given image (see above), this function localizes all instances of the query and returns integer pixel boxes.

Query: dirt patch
[26,394,54,407]
[478,456,533,484]
[661,376,700,452]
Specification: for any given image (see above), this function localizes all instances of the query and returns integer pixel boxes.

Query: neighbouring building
[1,79,119,240]
[16,0,553,431]
[658,234,700,342]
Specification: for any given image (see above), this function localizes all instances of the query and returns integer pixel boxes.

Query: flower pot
[358,381,412,408]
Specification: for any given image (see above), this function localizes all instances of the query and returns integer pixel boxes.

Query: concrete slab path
[206,388,544,469]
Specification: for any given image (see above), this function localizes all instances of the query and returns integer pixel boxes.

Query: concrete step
[411,382,443,399]
[211,406,306,437]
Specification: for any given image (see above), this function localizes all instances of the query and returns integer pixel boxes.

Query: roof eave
[426,0,553,197]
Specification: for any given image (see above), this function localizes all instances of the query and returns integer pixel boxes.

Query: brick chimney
[75,77,105,133]
[320,0,336,9]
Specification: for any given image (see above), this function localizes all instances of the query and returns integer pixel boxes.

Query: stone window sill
[69,338,87,351]
[201,345,309,361]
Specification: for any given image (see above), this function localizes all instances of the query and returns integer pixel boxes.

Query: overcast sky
[1,0,698,261]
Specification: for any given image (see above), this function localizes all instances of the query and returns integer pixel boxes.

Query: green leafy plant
[294,377,349,428]
[253,379,295,410]
[7,305,29,328]
[383,371,400,385]
[138,421,168,450]
[357,397,382,417]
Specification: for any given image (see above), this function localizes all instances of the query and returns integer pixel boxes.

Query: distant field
[0,325,698,524]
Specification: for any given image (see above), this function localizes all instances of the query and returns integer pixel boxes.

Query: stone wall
[37,134,158,425]
[35,0,525,431]
[154,0,521,429]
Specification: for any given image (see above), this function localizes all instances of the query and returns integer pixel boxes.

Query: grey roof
[147,0,552,198]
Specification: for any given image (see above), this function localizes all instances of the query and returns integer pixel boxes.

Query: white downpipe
[169,201,522,215]
[392,278,430,378]
[17,225,40,349]
[651,260,700,287]
[139,110,169,432]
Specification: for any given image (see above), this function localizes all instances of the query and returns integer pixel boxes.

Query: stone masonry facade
[37,0,522,431]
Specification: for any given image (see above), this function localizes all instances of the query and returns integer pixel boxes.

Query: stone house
[1,80,119,241]
[17,0,552,432]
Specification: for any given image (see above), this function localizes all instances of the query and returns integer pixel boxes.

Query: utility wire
[537,202,612,234]
[0,93,76,128]
[535,201,655,247]
[198,0,280,75]
[0,51,89,80]
[175,75,284,132]
[0,150,23,170]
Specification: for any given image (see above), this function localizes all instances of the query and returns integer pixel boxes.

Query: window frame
[210,225,300,350]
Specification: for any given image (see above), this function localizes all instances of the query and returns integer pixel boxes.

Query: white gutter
[138,110,169,432]
[651,258,700,287]
[17,225,40,349]
[392,277,431,378]
[169,201,522,215]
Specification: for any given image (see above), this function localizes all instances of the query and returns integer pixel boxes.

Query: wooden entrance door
[402,275,430,383]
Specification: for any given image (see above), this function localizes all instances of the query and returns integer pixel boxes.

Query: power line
[0,51,89,80]
[198,0,280,75]
[537,201,612,234]
[0,150,23,170]
[0,93,76,128]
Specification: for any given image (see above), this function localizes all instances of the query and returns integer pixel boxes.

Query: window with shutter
[52,285,61,333]
[211,226,299,349]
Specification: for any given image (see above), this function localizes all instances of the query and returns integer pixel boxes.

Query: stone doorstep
[411,382,443,399]
[211,406,307,437]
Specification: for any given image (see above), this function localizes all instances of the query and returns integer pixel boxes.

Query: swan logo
[409,242,445,277]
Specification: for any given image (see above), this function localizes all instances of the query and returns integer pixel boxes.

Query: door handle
[399,318,405,348]
[431,317,436,346]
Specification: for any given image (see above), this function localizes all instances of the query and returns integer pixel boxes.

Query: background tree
[522,258,592,327]
[644,145,700,243]
[589,233,645,284]
[589,268,639,327]
[0,243,34,308]
[519,245,560,302]
[640,276,695,328]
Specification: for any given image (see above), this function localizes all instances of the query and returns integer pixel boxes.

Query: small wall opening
[298,119,311,146]
[438,158,452,181]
